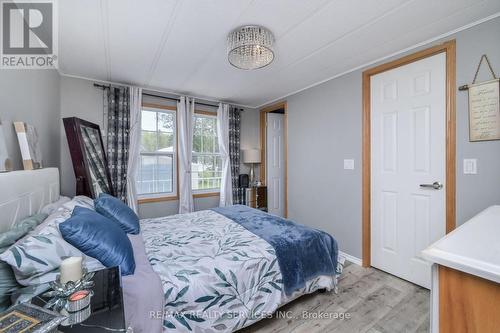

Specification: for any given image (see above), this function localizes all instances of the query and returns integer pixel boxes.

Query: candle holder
[60,290,94,326]
[42,269,95,312]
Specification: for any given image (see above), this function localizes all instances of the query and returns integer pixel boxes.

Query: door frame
[362,40,456,268]
[260,101,288,218]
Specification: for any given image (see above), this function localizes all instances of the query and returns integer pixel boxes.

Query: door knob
[420,182,443,190]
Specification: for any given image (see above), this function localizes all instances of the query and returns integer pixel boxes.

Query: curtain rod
[93,83,244,110]
[143,92,220,109]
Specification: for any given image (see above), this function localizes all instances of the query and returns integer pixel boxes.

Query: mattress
[131,209,340,333]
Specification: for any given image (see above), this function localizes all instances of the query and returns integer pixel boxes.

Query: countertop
[422,205,500,283]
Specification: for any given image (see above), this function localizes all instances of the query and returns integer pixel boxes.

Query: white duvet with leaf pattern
[140,210,338,333]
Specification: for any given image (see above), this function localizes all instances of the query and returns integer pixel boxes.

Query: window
[137,107,176,198]
[192,114,222,193]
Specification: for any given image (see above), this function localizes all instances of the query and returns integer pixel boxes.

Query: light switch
[344,159,355,170]
[463,159,477,174]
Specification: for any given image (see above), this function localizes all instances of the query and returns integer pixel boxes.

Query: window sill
[193,192,220,198]
[138,196,178,204]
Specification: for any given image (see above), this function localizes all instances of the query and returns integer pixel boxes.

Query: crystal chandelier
[227,25,275,70]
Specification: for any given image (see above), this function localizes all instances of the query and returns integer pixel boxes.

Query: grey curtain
[106,86,130,202]
[229,107,242,204]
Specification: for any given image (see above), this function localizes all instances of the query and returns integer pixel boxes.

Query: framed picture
[0,119,12,172]
[13,121,43,170]
[468,79,500,142]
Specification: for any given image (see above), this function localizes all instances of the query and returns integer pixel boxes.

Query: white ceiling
[58,0,500,107]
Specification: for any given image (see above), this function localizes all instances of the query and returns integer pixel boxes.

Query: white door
[266,113,285,217]
[371,53,446,289]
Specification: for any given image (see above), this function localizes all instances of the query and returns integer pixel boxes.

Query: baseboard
[339,251,362,266]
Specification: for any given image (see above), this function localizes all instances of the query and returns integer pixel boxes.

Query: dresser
[244,186,267,211]
[422,206,500,333]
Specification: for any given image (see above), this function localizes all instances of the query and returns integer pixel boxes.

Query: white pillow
[62,196,94,211]
[31,208,71,235]
[40,196,71,215]
[0,232,104,286]
[33,195,95,234]
[1,196,105,286]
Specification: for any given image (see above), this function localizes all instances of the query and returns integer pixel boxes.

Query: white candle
[60,257,83,283]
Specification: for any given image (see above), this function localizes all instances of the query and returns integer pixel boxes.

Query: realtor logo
[1,0,57,69]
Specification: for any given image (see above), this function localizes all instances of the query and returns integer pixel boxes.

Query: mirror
[0,120,12,172]
[79,124,113,196]
[63,117,114,198]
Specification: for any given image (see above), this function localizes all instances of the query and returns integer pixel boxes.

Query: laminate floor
[240,261,430,333]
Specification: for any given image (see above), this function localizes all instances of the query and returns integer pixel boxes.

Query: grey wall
[0,70,61,171]
[455,18,500,224]
[287,71,362,258]
[59,76,104,197]
[285,17,500,259]
[240,106,261,178]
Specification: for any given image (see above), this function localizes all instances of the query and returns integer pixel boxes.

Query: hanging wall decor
[14,121,43,170]
[460,55,499,142]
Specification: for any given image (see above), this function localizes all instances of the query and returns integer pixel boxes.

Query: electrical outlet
[344,159,355,170]
[463,159,477,174]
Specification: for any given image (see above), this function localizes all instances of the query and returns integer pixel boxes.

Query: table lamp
[243,149,261,186]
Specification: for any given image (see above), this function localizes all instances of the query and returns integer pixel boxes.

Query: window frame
[137,104,221,204]
[137,104,178,202]
[191,111,222,195]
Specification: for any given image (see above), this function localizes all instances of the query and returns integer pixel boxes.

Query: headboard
[0,168,60,232]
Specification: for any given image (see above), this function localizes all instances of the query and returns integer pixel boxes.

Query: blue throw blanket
[212,205,339,296]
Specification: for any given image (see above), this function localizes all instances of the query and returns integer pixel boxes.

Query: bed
[0,168,342,333]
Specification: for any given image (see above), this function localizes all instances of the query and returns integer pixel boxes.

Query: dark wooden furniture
[32,267,126,333]
[63,117,114,198]
[245,186,267,211]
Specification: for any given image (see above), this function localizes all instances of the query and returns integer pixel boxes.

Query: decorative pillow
[0,213,48,248]
[95,193,140,234]
[0,232,104,286]
[59,207,135,276]
[33,212,105,273]
[0,213,48,309]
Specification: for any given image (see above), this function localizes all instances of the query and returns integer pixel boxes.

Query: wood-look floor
[241,261,430,333]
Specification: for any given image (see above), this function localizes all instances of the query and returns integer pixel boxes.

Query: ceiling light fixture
[227,25,274,70]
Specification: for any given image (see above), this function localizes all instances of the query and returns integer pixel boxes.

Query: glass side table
[31,266,128,333]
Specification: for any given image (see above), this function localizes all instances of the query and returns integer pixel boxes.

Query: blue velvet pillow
[95,193,140,235]
[59,207,135,276]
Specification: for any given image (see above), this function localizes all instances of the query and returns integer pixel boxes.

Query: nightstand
[31,266,127,332]
[245,186,267,212]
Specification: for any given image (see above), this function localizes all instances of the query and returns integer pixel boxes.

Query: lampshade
[243,149,261,163]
